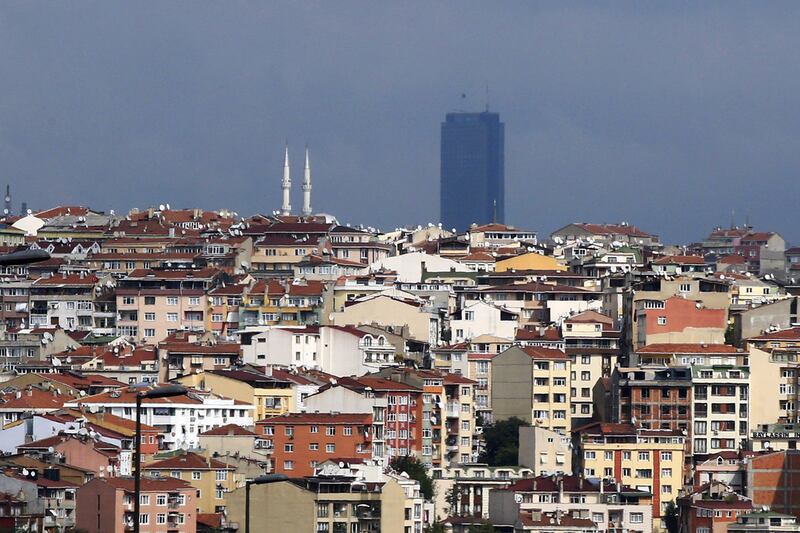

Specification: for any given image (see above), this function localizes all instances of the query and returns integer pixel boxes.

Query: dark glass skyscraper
[440,111,505,231]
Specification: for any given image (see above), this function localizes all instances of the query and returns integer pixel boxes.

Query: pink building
[76,476,196,533]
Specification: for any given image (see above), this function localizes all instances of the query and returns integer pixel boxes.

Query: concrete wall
[491,347,533,423]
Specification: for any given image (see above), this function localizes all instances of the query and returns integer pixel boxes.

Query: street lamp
[245,474,288,533]
[133,384,187,533]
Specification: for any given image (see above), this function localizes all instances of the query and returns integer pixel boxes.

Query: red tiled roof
[144,452,233,471]
[520,346,568,360]
[32,274,99,286]
[0,389,68,410]
[34,206,92,219]
[257,412,371,425]
[199,424,256,437]
[158,342,240,355]
[197,514,223,528]
[653,255,705,265]
[718,254,746,264]
[101,476,194,491]
[125,268,219,279]
[748,327,800,342]
[636,343,739,354]
[515,328,562,341]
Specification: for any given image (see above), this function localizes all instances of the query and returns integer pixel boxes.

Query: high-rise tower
[440,111,505,231]
[302,146,312,216]
[280,145,292,216]
[4,185,11,215]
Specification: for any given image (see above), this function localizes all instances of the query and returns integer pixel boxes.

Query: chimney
[265,366,273,377]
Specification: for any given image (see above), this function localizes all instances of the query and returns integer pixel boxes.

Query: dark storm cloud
[1,2,799,243]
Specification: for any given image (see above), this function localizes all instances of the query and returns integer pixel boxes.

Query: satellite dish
[514,493,523,503]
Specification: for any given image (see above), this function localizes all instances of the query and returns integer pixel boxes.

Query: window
[166,312,178,322]
[156,514,166,524]
[604,451,613,460]
[662,468,672,478]
[344,426,352,436]
[326,444,335,453]
[660,451,672,461]
[212,313,223,322]
[216,489,224,499]
[156,495,166,506]
[144,312,156,321]
[284,444,294,453]
[144,328,155,338]
[140,495,150,505]
[326,426,335,436]
[630,513,644,524]
[144,296,156,305]
[189,297,200,306]
[309,443,319,451]
[657,316,667,325]
[285,426,294,437]
[284,460,294,470]
[122,296,135,305]
[310,425,318,434]
[638,451,650,461]
[584,451,596,460]
[192,471,201,480]
[215,470,227,481]
[139,514,149,525]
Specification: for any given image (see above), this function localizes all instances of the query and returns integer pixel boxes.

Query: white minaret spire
[302,145,312,216]
[280,144,292,216]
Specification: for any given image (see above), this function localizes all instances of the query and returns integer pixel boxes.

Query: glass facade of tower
[440,111,505,232]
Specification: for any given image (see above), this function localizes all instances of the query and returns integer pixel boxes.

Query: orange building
[747,450,800,518]
[256,413,372,477]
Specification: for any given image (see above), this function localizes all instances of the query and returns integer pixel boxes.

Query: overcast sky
[1,2,799,244]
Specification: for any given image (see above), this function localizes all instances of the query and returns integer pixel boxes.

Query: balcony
[445,403,460,418]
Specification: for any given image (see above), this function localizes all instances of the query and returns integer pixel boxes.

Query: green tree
[479,417,526,466]
[663,500,679,533]
[391,455,434,500]
[424,522,446,533]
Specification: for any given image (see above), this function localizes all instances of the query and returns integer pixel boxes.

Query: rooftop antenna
[492,199,497,223]
[485,81,490,112]
[730,208,735,230]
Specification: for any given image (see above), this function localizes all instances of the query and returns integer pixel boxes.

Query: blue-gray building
[440,111,505,232]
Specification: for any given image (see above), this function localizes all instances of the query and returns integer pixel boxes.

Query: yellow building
[495,252,566,272]
[576,422,685,529]
[143,451,240,514]
[176,369,296,421]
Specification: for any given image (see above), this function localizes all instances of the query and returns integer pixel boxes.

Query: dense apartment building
[115,268,222,342]
[65,387,254,450]
[256,412,373,477]
[562,310,620,423]
[492,346,571,434]
[142,452,239,514]
[489,474,654,533]
[29,272,115,333]
[623,275,730,351]
[75,476,197,533]
[614,367,693,454]
[573,422,686,527]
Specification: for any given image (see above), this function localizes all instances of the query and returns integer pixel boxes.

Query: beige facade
[749,346,796,427]
[330,293,440,344]
[227,476,412,532]
[518,425,572,476]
